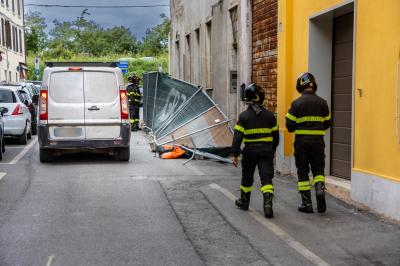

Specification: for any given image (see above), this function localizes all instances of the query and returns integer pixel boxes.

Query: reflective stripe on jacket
[231,105,279,157]
[286,91,331,136]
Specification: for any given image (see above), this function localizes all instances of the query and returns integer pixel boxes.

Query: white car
[38,62,131,162]
[0,106,7,160]
[0,87,32,144]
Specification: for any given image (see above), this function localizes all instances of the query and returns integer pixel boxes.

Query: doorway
[308,2,354,179]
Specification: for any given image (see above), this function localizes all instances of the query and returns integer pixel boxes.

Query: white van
[38,62,131,162]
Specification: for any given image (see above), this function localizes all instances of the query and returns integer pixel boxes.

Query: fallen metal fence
[142,72,233,158]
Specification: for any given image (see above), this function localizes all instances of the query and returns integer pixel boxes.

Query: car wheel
[116,146,130,161]
[18,124,28,145]
[1,136,5,153]
[27,129,32,140]
[40,149,53,163]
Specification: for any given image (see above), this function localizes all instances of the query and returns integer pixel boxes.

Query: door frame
[308,0,356,177]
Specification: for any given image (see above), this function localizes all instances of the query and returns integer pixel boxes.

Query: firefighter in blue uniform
[286,72,331,213]
[232,84,279,218]
[126,75,142,131]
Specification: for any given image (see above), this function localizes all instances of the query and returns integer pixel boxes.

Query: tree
[142,13,171,56]
[46,9,140,57]
[104,26,140,54]
[25,11,48,55]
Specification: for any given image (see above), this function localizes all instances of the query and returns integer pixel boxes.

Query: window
[0,89,16,103]
[12,0,14,13]
[12,26,16,51]
[175,40,180,79]
[17,0,20,16]
[13,27,18,52]
[1,1,4,6]
[205,21,212,88]
[185,34,191,82]
[1,19,4,47]
[6,0,8,8]
[18,29,22,53]
[5,20,11,49]
[230,6,239,48]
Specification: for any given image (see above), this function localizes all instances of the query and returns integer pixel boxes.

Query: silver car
[0,106,7,160]
[0,87,32,144]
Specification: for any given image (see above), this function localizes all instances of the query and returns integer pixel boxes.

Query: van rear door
[83,71,121,139]
[48,71,85,140]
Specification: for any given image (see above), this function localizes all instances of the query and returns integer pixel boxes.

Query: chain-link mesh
[142,73,233,153]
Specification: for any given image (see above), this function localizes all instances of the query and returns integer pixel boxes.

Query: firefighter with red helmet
[126,75,142,131]
[232,84,279,218]
[286,72,331,213]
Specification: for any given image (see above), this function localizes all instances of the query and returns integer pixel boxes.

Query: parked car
[0,87,32,144]
[2,83,38,135]
[0,106,7,160]
[38,62,131,162]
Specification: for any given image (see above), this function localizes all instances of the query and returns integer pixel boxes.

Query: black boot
[315,181,326,213]
[235,191,251,210]
[263,192,274,218]
[298,190,313,213]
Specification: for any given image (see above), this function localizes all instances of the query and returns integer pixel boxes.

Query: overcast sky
[25,0,170,40]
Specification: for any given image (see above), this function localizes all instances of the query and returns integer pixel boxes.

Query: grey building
[0,0,26,82]
[169,0,252,122]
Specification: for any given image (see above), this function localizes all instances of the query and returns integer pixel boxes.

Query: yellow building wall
[277,0,400,181]
[354,0,400,181]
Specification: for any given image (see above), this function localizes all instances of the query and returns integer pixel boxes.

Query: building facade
[0,0,26,82]
[275,0,400,220]
[170,0,400,221]
[252,0,278,112]
[169,0,253,123]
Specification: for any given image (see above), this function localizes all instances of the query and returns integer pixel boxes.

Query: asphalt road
[0,132,399,266]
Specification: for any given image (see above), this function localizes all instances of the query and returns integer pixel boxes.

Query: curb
[325,176,352,204]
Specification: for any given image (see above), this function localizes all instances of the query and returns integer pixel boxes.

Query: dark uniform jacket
[286,91,331,135]
[126,83,142,107]
[232,105,279,157]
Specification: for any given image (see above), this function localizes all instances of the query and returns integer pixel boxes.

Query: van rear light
[69,67,83,71]
[39,90,48,121]
[120,90,129,120]
[11,104,23,115]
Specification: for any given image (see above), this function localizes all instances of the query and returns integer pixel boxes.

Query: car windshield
[0,89,16,103]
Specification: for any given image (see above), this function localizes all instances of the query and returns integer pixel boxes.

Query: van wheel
[19,124,28,145]
[40,149,52,163]
[116,147,130,161]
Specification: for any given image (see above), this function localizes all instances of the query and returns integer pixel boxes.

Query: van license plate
[54,127,83,138]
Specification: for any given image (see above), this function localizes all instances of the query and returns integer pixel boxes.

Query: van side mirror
[32,94,39,105]
[0,107,8,115]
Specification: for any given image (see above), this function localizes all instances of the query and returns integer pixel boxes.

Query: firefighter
[232,84,279,218]
[126,75,142,131]
[286,72,331,213]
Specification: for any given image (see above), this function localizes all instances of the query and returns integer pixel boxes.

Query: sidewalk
[200,175,400,265]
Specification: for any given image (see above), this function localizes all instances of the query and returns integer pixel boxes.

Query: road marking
[9,137,38,165]
[46,255,55,266]
[0,172,6,181]
[209,183,331,266]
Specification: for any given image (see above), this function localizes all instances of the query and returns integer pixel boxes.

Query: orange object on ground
[161,146,186,159]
